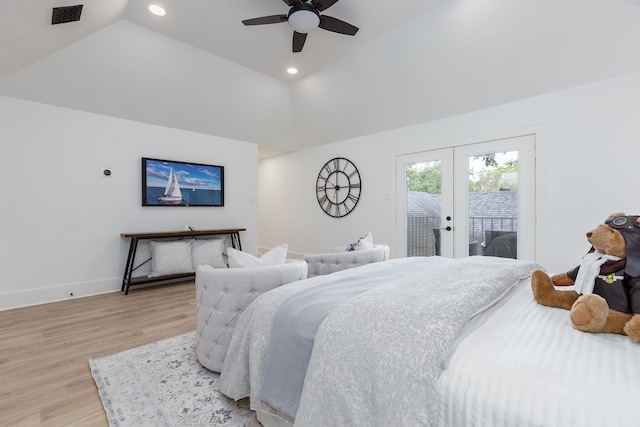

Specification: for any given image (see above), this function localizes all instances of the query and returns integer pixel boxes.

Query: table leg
[122,238,138,293]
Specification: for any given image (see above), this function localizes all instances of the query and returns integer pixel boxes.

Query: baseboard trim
[0,277,122,311]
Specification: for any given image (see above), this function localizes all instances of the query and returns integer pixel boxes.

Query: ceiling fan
[242,0,359,53]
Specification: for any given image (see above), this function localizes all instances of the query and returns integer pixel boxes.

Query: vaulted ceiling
[2,0,640,157]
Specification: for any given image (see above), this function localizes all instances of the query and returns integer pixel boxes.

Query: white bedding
[292,257,538,426]
[220,257,534,424]
[219,256,640,426]
[437,276,640,427]
[219,257,456,423]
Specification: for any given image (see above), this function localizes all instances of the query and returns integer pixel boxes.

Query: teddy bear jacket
[566,215,640,314]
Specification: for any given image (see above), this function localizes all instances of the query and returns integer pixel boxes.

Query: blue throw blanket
[259,256,455,418]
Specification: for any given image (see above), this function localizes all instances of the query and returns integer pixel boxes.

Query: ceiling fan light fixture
[241,0,357,53]
[288,10,320,33]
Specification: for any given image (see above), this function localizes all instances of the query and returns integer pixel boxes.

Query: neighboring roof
[406,191,441,218]
[469,191,518,218]
[407,191,517,218]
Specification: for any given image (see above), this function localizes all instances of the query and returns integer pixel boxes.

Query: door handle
[441,226,452,231]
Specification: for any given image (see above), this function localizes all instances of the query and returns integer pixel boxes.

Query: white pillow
[149,240,194,277]
[227,244,288,268]
[346,232,374,251]
[192,239,227,269]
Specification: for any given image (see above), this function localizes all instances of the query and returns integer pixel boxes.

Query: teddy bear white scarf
[574,250,622,294]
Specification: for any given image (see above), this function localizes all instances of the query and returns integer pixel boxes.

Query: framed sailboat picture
[142,157,224,207]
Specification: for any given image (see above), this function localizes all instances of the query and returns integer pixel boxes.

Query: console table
[120,228,245,294]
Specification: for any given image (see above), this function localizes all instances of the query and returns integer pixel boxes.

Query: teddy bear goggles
[604,215,640,230]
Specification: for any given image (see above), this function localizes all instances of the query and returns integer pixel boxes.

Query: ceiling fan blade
[311,0,339,12]
[292,31,308,52]
[318,15,358,36]
[242,15,288,26]
[282,0,304,6]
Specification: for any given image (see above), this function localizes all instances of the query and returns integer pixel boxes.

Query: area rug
[89,332,260,427]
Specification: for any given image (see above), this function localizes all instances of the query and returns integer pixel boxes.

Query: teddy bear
[531,212,640,341]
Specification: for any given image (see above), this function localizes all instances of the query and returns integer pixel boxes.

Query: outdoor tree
[469,157,518,192]
[406,161,442,193]
[407,155,518,194]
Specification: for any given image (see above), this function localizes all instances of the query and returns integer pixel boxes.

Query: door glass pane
[468,151,518,259]
[405,160,442,256]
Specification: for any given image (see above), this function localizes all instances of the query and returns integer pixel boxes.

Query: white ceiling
[124,0,450,82]
[0,0,448,83]
[3,0,640,157]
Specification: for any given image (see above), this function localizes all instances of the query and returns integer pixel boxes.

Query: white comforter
[219,256,540,426]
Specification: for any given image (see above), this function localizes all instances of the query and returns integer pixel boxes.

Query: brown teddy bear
[531,212,640,341]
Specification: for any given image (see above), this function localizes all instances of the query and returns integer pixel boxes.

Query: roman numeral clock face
[316,157,361,218]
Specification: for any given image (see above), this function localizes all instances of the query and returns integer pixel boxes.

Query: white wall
[5,67,640,310]
[290,0,640,147]
[260,70,640,273]
[0,96,258,309]
[0,20,302,151]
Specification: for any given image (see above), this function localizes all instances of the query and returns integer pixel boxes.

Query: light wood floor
[0,282,196,426]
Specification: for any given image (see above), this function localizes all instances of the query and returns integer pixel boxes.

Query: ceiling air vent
[51,5,83,25]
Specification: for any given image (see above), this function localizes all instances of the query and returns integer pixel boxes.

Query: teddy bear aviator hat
[605,215,640,277]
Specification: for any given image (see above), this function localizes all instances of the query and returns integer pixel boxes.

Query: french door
[396,134,536,260]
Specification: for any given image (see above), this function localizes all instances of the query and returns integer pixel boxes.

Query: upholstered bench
[195,261,308,372]
[303,244,390,277]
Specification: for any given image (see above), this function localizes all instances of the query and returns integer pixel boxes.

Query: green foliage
[479,154,498,168]
[406,162,441,194]
[406,155,518,194]
[468,169,517,192]
[470,155,518,192]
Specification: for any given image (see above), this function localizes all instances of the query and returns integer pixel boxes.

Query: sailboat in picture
[158,167,183,204]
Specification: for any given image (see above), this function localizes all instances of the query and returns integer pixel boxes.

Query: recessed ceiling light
[148,5,166,17]
[286,67,299,75]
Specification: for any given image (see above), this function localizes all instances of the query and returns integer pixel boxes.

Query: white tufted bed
[217,256,640,427]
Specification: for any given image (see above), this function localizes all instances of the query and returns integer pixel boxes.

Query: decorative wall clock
[315,157,361,218]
